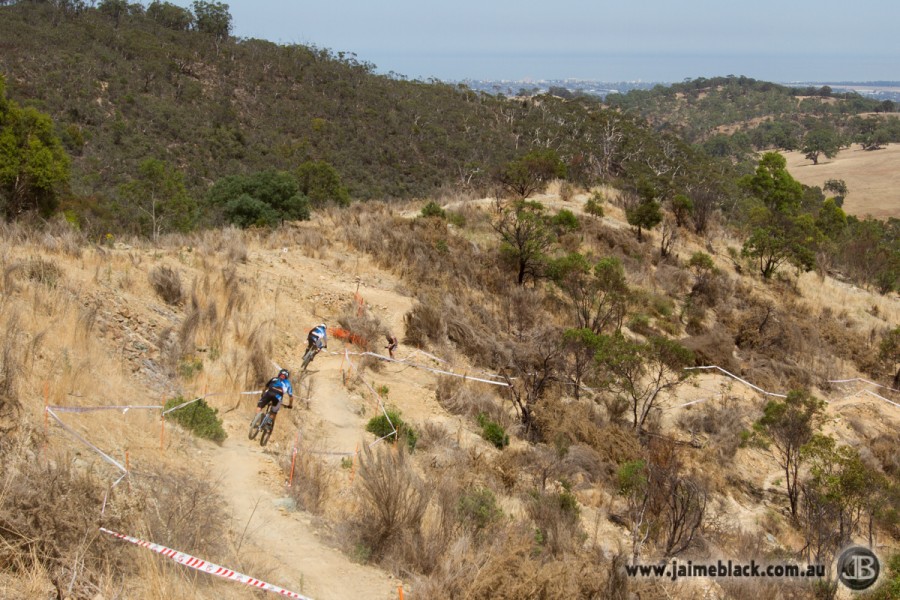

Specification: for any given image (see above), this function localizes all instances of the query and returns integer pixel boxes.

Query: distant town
[455,78,900,102]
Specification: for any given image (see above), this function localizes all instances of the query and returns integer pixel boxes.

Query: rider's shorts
[257,393,282,413]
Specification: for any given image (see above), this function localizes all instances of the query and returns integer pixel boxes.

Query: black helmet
[279,369,290,379]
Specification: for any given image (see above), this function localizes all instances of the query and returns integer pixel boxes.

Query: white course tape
[49,405,163,413]
[864,389,900,409]
[162,395,205,415]
[46,408,127,473]
[99,528,311,599]
[828,378,900,394]
[359,351,511,387]
[685,366,787,398]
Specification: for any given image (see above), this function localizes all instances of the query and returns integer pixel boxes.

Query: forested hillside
[0,0,722,232]
[605,76,900,161]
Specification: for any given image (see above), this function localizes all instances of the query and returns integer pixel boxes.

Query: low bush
[420,201,446,219]
[457,487,504,532]
[366,408,417,452]
[163,396,226,443]
[477,412,510,449]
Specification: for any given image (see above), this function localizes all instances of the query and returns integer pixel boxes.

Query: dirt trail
[212,425,396,600]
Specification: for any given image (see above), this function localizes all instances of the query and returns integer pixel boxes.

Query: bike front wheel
[248,413,262,440]
[259,426,272,446]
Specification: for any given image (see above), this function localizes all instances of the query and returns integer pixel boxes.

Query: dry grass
[346,443,430,565]
[148,264,184,305]
[782,143,900,219]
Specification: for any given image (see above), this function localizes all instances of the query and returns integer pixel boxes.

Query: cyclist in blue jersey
[255,368,293,428]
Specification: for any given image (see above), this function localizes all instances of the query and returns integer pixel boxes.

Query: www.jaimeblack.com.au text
[626,559,826,581]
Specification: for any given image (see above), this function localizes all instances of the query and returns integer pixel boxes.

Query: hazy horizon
[163,1,900,84]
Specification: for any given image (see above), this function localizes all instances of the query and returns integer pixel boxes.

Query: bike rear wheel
[248,413,262,440]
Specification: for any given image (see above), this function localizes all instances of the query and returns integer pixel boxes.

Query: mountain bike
[301,345,321,371]
[248,403,285,446]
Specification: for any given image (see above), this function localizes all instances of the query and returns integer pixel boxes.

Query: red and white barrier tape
[99,528,312,599]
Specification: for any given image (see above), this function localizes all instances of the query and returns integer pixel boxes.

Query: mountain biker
[255,369,293,428]
[306,323,328,354]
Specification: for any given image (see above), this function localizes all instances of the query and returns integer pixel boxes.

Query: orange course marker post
[398,584,404,600]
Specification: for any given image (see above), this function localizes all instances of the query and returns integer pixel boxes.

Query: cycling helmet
[279,369,290,379]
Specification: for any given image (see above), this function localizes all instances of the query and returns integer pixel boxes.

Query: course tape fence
[679,366,899,412]
[99,528,310,599]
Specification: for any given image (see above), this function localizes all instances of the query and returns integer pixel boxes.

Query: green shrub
[447,211,466,227]
[476,412,509,449]
[551,208,580,234]
[420,201,446,219]
[366,408,417,452]
[457,487,503,531]
[584,192,605,218]
[163,397,226,443]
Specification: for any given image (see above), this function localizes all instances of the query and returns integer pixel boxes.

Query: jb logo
[837,547,880,591]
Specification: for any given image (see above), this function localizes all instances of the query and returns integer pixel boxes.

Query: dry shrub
[243,321,273,386]
[412,524,608,600]
[0,315,23,423]
[404,292,501,367]
[337,301,385,354]
[871,432,900,476]
[526,487,586,557]
[678,397,755,459]
[349,443,430,562]
[535,397,642,465]
[680,326,740,373]
[586,219,642,259]
[118,467,229,559]
[38,223,84,259]
[0,445,128,598]
[148,265,184,305]
[435,376,510,427]
[415,421,453,452]
[282,446,334,515]
[24,256,62,288]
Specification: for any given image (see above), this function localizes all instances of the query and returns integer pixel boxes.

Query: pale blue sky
[175,0,899,82]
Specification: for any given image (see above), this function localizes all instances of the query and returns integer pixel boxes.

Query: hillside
[0,1,718,231]
[2,185,899,598]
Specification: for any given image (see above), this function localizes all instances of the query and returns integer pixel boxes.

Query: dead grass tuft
[148,265,184,306]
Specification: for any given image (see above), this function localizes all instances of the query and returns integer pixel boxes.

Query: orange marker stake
[398,584,404,600]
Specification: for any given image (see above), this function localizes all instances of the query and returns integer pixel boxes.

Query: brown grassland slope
[1,190,899,599]
[783,143,900,219]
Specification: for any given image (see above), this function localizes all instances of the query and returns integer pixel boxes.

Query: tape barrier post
[98,528,312,599]
[159,396,165,452]
[398,584,404,600]
[43,382,49,437]
[288,430,301,488]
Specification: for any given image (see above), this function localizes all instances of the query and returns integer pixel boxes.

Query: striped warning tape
[99,528,312,599]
